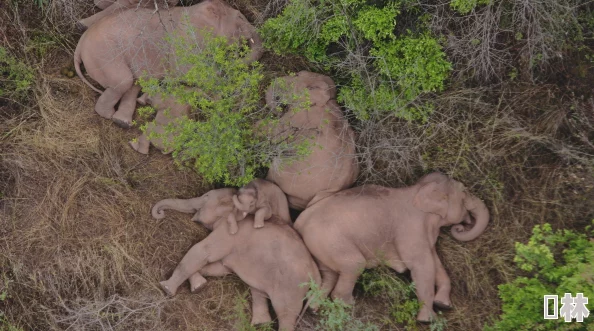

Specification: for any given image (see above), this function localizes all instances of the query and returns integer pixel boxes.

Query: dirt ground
[1,0,593,330]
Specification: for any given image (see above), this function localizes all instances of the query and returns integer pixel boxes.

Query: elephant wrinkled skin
[74,0,263,128]
[293,172,490,322]
[264,71,359,210]
[228,178,291,234]
[152,188,321,331]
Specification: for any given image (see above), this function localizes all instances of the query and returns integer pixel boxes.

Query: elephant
[78,0,180,31]
[74,0,263,128]
[129,92,190,154]
[152,188,321,331]
[263,71,359,210]
[227,178,291,234]
[293,172,490,323]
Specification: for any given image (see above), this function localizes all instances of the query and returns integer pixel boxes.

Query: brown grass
[1,0,593,330]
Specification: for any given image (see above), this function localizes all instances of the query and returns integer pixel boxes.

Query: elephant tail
[74,32,103,94]
[151,198,200,220]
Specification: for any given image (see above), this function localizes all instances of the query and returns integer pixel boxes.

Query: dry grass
[1,0,594,330]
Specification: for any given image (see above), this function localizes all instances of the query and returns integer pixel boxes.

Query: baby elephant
[227,178,291,234]
[129,93,189,154]
[152,188,321,331]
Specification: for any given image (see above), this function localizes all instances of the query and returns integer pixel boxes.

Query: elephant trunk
[450,193,489,242]
[151,198,203,220]
[232,195,248,220]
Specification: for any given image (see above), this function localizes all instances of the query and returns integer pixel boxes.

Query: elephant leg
[129,133,150,154]
[409,253,437,323]
[160,240,217,296]
[112,84,141,128]
[188,261,232,293]
[308,262,338,311]
[250,288,272,325]
[329,255,365,305]
[95,87,125,119]
[287,195,309,211]
[270,291,302,331]
[95,0,116,10]
[432,249,452,310]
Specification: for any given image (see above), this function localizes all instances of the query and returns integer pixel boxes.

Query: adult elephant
[264,71,359,210]
[74,0,263,128]
[293,172,490,322]
[78,0,180,30]
[152,188,321,331]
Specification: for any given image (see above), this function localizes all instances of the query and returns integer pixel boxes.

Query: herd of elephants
[73,0,491,329]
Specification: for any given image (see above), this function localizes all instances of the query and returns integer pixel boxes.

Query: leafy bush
[0,47,34,101]
[260,0,451,120]
[450,0,490,15]
[485,222,594,330]
[139,28,310,186]
[229,291,274,331]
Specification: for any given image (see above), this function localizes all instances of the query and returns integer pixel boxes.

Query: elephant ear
[306,80,332,106]
[413,181,449,218]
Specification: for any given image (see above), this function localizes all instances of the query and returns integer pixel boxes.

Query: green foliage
[303,279,379,330]
[229,291,274,331]
[260,0,451,121]
[450,0,490,15]
[139,28,309,186]
[0,47,34,101]
[485,222,594,331]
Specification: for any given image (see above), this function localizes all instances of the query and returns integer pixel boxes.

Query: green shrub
[0,47,34,101]
[0,277,23,331]
[260,0,451,121]
[229,291,274,331]
[485,222,594,330]
[139,28,310,186]
[450,0,490,15]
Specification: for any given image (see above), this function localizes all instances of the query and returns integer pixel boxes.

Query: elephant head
[152,188,240,230]
[232,184,258,221]
[413,172,489,241]
[265,71,337,111]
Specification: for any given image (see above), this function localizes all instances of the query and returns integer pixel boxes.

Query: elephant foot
[331,293,355,306]
[159,281,176,297]
[136,93,149,105]
[416,308,436,324]
[129,139,149,155]
[112,115,132,129]
[251,312,272,325]
[433,300,453,311]
[189,273,207,293]
[253,221,264,229]
[228,221,238,235]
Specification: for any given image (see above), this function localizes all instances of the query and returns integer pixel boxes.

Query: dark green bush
[0,47,34,101]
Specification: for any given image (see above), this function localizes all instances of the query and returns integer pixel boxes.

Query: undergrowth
[485,222,594,330]
[260,0,451,121]
[139,28,310,186]
[0,47,34,101]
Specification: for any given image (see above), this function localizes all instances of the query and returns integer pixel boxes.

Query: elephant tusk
[243,212,247,217]
[250,38,254,44]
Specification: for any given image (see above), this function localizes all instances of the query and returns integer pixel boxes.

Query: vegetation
[139,29,309,186]
[0,0,593,330]
[485,222,594,330]
[0,47,34,101]
[260,0,451,120]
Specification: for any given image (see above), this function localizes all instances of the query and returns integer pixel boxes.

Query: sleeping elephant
[228,178,291,234]
[129,92,190,154]
[78,0,180,31]
[74,0,263,128]
[293,172,490,323]
[264,71,359,210]
[152,188,321,331]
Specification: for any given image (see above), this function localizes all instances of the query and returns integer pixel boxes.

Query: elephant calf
[129,93,189,154]
[228,178,291,234]
[152,188,321,331]
[264,71,359,210]
[294,172,490,322]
